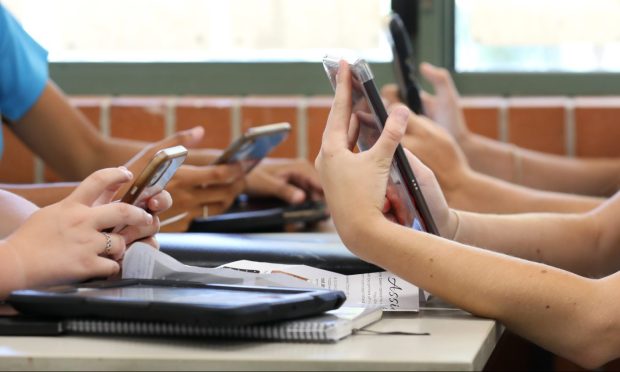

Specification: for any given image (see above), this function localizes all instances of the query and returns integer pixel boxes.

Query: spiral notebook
[0,306,382,343]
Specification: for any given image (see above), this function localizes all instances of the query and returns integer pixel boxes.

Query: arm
[384,63,620,196]
[318,62,620,368]
[0,190,38,237]
[0,183,76,207]
[401,111,603,214]
[460,135,620,196]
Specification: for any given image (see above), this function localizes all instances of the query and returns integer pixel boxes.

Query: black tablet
[322,57,438,235]
[387,13,425,115]
[188,197,329,233]
[7,279,346,326]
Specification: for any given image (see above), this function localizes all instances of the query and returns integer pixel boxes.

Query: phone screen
[228,130,289,173]
[323,57,438,234]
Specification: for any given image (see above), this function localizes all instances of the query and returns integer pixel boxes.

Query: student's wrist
[0,240,28,299]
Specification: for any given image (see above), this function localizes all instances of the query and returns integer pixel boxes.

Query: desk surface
[0,308,501,371]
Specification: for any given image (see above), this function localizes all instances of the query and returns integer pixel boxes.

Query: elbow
[570,344,613,370]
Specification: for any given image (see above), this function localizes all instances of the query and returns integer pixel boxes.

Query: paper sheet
[123,243,418,311]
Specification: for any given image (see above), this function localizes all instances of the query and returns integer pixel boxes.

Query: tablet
[322,57,438,235]
[7,279,346,326]
[188,197,329,233]
[386,13,425,115]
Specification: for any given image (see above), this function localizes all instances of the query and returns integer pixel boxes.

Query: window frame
[416,0,620,95]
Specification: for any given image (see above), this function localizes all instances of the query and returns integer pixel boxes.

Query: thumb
[158,126,204,149]
[372,105,409,160]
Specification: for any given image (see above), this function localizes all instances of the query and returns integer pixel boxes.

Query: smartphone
[387,13,425,115]
[106,145,188,233]
[323,57,438,235]
[211,122,291,173]
[121,145,188,208]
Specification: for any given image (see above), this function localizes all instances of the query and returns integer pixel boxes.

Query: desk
[0,307,502,371]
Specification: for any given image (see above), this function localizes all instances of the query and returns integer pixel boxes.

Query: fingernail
[145,213,153,225]
[394,107,410,123]
[150,199,159,209]
[292,190,305,203]
[119,166,133,179]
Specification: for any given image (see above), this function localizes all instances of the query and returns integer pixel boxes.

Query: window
[455,0,620,72]
[4,0,391,63]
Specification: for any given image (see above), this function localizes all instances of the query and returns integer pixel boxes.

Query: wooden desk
[0,307,502,371]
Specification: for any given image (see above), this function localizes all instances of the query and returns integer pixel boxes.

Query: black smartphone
[387,13,425,115]
[211,122,291,173]
[323,57,438,235]
[106,145,188,233]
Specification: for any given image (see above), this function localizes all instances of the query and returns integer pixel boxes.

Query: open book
[123,243,420,312]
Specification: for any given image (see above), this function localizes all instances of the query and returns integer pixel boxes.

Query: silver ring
[102,232,112,257]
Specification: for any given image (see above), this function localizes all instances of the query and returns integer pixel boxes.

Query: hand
[157,163,245,232]
[5,167,154,290]
[246,158,323,204]
[381,63,471,142]
[315,61,456,247]
[417,62,470,141]
[121,127,245,232]
[399,109,472,197]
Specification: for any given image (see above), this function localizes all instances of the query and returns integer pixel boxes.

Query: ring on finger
[101,232,113,257]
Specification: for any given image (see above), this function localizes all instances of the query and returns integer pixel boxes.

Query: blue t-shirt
[0,5,49,155]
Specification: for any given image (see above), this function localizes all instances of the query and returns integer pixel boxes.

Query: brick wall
[1,95,620,183]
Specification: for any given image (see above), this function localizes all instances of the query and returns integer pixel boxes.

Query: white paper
[123,243,419,312]
[218,260,419,312]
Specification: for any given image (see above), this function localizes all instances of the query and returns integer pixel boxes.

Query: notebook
[0,306,382,343]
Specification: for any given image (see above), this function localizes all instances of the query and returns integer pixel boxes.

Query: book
[0,306,382,343]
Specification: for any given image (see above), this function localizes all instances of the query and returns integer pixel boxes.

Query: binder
[0,306,382,343]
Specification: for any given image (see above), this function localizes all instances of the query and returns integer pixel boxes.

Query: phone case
[323,56,438,235]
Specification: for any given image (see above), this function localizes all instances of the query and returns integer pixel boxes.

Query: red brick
[109,97,167,142]
[507,97,566,155]
[240,96,301,158]
[461,97,501,140]
[0,126,36,183]
[574,97,620,157]
[175,97,234,150]
[306,96,332,161]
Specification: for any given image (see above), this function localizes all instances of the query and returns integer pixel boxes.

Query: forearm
[461,134,620,196]
[353,220,611,368]
[447,170,603,214]
[453,209,610,277]
[1,183,77,207]
[0,190,39,237]
[0,241,26,299]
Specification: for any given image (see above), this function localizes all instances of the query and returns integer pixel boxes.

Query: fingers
[68,167,133,206]
[146,191,172,214]
[262,176,307,204]
[420,91,437,119]
[155,126,204,150]
[381,84,402,105]
[371,104,410,160]
[174,164,244,187]
[322,60,353,151]
[118,216,161,248]
[98,232,127,261]
[90,202,153,231]
[403,148,434,183]
[90,257,121,278]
